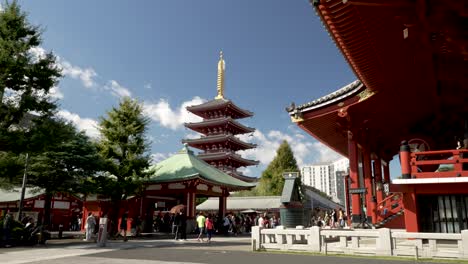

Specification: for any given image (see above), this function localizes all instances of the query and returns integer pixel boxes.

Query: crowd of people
[310,207,347,229]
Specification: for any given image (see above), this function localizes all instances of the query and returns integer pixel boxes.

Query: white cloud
[104,80,132,98]
[144,82,152,89]
[143,97,205,130]
[29,47,47,61]
[239,129,343,168]
[184,132,200,139]
[57,110,100,138]
[150,152,171,165]
[59,59,97,88]
[29,46,97,89]
[49,86,64,99]
[312,141,343,163]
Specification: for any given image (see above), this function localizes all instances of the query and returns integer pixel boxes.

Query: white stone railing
[251,226,468,260]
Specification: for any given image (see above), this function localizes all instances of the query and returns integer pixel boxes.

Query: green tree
[96,97,151,235]
[256,140,300,196]
[0,1,61,152]
[24,118,102,226]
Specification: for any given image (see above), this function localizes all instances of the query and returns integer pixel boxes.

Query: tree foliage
[95,97,151,233]
[3,118,101,225]
[0,1,61,153]
[256,140,300,196]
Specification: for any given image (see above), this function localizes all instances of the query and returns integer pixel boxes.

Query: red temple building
[287,0,467,233]
[0,188,82,231]
[183,52,259,182]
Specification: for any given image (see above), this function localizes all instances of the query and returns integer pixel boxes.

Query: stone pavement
[0,236,251,264]
[0,236,450,264]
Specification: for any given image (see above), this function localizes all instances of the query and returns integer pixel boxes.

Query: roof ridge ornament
[180,143,194,155]
[215,51,225,100]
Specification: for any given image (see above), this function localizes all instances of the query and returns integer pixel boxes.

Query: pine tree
[25,118,102,226]
[0,1,61,152]
[256,140,300,195]
[96,97,151,235]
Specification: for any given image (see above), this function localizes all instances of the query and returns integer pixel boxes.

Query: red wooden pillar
[373,158,384,205]
[218,189,227,218]
[344,174,351,226]
[186,192,196,218]
[403,190,419,232]
[363,150,376,223]
[347,131,361,226]
[400,141,412,179]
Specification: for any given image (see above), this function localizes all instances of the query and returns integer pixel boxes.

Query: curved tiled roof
[182,134,257,150]
[147,145,255,190]
[198,152,259,166]
[184,117,255,135]
[286,80,363,114]
[186,99,253,119]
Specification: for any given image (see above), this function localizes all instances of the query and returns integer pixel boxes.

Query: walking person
[196,212,206,242]
[84,212,96,241]
[120,212,129,242]
[174,210,187,241]
[2,210,13,247]
[205,214,214,243]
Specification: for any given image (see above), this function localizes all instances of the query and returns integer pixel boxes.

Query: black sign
[349,188,367,194]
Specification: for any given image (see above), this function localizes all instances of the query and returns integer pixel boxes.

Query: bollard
[58,224,63,239]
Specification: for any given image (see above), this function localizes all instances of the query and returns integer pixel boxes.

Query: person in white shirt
[258,213,266,228]
[84,213,96,241]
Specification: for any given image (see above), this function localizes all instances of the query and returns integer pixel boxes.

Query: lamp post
[17,153,29,221]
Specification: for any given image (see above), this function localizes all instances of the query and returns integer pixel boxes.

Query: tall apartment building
[301,157,349,205]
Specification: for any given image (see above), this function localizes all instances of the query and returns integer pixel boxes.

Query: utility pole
[17,153,29,221]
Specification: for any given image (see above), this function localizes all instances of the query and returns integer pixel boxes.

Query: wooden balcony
[406,149,468,179]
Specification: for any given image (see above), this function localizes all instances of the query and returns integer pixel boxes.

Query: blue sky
[16,0,401,177]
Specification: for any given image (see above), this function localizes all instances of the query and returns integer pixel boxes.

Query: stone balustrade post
[252,226,261,251]
[276,226,286,245]
[377,228,392,256]
[461,230,468,259]
[308,226,321,252]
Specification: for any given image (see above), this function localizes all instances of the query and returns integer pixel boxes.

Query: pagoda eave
[198,152,259,167]
[229,172,258,183]
[187,99,254,119]
[184,117,255,135]
[182,135,257,150]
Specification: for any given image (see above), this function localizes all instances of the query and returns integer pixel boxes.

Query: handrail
[376,192,403,223]
[401,147,468,179]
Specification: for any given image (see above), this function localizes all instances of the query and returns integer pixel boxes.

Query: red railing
[376,192,403,223]
[409,149,468,178]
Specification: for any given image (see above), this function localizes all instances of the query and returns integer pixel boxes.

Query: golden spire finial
[215,51,225,100]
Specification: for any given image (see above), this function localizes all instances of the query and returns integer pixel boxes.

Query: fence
[251,226,468,260]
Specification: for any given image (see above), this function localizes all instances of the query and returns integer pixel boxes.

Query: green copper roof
[147,144,255,189]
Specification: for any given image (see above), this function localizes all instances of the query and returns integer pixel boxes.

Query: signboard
[349,188,367,194]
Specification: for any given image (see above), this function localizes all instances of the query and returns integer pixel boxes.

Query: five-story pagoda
[183,52,259,182]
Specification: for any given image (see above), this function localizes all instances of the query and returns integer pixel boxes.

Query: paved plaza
[0,236,453,264]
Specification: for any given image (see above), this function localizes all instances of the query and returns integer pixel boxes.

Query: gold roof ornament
[215,51,225,100]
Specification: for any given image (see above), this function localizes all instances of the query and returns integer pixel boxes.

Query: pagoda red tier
[198,152,259,167]
[186,99,253,120]
[185,117,255,136]
[182,134,256,152]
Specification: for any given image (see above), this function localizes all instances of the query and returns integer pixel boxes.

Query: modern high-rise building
[301,157,349,205]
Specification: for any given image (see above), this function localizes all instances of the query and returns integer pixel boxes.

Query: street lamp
[17,152,29,221]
